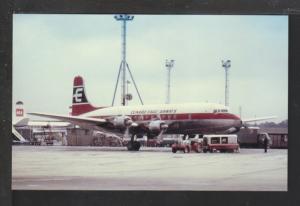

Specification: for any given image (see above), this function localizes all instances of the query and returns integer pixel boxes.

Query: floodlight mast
[165,59,174,104]
[112,15,143,107]
[114,14,134,106]
[222,60,231,107]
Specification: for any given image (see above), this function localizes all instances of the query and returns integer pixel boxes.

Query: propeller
[156,123,168,143]
[123,126,130,140]
[121,116,138,142]
[153,111,169,143]
[156,130,165,143]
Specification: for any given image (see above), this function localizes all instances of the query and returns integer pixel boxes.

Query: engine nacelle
[113,116,133,128]
[148,120,168,132]
[224,127,240,134]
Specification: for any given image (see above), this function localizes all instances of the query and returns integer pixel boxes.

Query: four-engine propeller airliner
[29,76,275,151]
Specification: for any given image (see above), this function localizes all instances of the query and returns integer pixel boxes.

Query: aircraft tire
[127,141,141,151]
[133,141,141,151]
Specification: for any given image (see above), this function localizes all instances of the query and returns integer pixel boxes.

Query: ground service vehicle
[202,134,240,153]
[171,139,201,153]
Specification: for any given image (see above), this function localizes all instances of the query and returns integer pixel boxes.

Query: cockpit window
[214,109,228,113]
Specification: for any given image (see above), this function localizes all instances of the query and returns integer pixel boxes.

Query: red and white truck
[202,134,240,153]
[171,134,240,153]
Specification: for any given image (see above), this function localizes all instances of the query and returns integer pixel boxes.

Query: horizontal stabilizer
[14,117,30,126]
[242,116,277,123]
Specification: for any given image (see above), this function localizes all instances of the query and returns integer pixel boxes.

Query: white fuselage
[81,103,228,118]
[80,103,241,135]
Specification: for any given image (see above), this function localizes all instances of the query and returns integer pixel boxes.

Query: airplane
[13,101,71,128]
[13,101,71,143]
[29,76,276,151]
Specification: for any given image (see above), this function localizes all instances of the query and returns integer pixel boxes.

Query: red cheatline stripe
[89,113,240,121]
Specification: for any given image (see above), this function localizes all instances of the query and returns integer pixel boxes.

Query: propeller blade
[123,127,130,140]
[156,130,165,143]
[156,124,168,143]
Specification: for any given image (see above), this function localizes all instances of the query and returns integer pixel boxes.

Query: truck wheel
[172,148,177,153]
[203,149,207,153]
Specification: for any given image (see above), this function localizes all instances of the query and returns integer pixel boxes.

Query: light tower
[114,14,134,106]
[112,14,143,106]
[222,60,231,107]
[165,59,175,104]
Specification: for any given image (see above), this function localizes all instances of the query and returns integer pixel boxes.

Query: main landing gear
[126,134,141,151]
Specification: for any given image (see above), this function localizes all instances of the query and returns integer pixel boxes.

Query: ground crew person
[264,136,269,153]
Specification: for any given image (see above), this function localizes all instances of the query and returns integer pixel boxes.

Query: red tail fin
[71,76,98,116]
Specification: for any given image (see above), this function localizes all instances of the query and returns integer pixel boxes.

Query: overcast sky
[13,14,288,122]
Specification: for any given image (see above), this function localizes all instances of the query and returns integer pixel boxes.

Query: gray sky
[13,15,288,122]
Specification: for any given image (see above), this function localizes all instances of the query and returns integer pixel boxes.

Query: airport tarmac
[12,146,287,191]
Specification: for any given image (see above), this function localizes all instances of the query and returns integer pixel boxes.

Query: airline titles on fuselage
[130,109,177,115]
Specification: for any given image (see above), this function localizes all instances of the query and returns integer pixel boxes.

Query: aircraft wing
[242,116,277,123]
[28,113,108,129]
